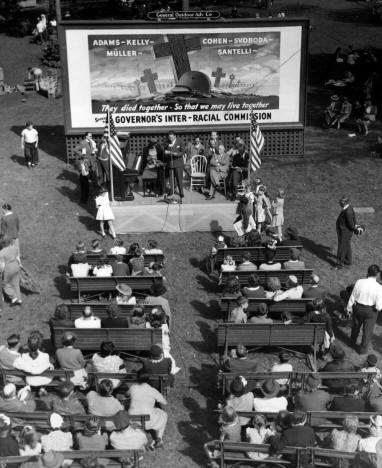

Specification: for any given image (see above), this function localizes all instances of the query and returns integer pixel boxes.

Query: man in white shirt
[21,122,39,168]
[74,306,101,329]
[347,265,382,354]
[273,275,303,301]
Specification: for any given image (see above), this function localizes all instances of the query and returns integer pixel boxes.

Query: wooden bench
[51,327,162,351]
[219,371,376,397]
[220,269,313,287]
[65,302,164,320]
[85,253,165,268]
[204,441,356,467]
[0,370,171,395]
[5,411,150,431]
[217,323,325,367]
[0,450,143,468]
[216,245,303,265]
[221,297,313,320]
[69,276,163,301]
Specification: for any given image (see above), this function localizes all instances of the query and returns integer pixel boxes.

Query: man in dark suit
[164,131,185,202]
[335,196,356,269]
[302,274,327,300]
[222,344,258,372]
[1,204,20,252]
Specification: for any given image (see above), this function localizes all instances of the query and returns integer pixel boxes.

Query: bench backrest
[220,269,313,286]
[69,275,163,293]
[86,253,165,267]
[52,327,162,351]
[216,245,303,264]
[220,371,376,395]
[0,450,143,468]
[65,302,163,320]
[221,297,313,317]
[204,441,355,467]
[217,323,325,350]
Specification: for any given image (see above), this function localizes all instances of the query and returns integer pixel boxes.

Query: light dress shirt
[347,277,382,313]
[273,286,303,301]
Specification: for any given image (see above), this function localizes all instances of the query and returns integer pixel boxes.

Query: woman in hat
[110,410,148,452]
[76,416,109,466]
[225,376,253,428]
[218,406,241,442]
[141,344,174,390]
[115,283,136,305]
[253,379,288,412]
[95,185,116,239]
[128,371,168,449]
[41,413,73,459]
[91,341,126,389]
[326,415,360,467]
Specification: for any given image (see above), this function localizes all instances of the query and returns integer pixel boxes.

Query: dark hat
[306,373,321,389]
[41,451,65,468]
[367,354,378,366]
[260,379,280,398]
[230,377,245,397]
[113,410,130,431]
[285,226,299,239]
[148,136,158,143]
[149,283,167,296]
[150,344,163,359]
[83,416,101,436]
[331,94,339,101]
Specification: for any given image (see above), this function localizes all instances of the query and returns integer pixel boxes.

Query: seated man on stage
[229,142,249,201]
[206,144,230,200]
[164,131,185,201]
[142,136,165,195]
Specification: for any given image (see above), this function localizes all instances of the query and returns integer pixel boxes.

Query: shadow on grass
[195,274,220,294]
[300,235,335,266]
[177,392,218,466]
[10,125,66,162]
[10,154,26,166]
[189,256,205,272]
[190,299,221,321]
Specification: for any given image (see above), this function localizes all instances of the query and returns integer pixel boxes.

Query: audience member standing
[1,204,20,253]
[335,196,356,269]
[21,122,39,168]
[347,264,382,354]
[95,185,116,239]
[0,235,21,306]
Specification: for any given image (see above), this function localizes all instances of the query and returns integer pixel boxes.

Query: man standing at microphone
[164,131,185,203]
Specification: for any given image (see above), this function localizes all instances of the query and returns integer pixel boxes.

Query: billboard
[60,20,308,133]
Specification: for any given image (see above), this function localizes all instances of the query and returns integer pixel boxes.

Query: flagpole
[107,108,115,202]
[248,106,252,186]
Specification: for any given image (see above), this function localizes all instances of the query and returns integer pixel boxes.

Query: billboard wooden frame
[58,18,309,136]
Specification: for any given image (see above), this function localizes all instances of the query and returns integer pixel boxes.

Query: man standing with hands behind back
[164,131,185,203]
[335,196,357,270]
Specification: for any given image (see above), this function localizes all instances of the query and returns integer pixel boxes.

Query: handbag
[233,215,252,237]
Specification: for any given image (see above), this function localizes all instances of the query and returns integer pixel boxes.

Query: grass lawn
[0,1,382,466]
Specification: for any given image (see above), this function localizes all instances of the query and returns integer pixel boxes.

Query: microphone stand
[164,151,179,205]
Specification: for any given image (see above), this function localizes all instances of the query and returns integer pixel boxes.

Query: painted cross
[134,79,141,96]
[229,74,235,88]
[153,35,202,80]
[140,68,158,93]
[212,67,226,88]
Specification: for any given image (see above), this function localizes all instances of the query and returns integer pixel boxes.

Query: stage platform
[112,188,237,233]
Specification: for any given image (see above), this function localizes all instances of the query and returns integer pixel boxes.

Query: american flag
[249,109,264,171]
[104,108,126,172]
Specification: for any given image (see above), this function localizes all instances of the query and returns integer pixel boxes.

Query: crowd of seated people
[67,239,164,278]
[0,327,176,467]
[323,46,380,134]
[208,340,382,467]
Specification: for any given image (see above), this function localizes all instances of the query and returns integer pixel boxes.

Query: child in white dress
[95,186,116,239]
[271,189,285,240]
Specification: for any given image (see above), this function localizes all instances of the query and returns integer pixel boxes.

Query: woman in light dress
[95,185,116,239]
[255,186,271,233]
[271,189,285,239]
